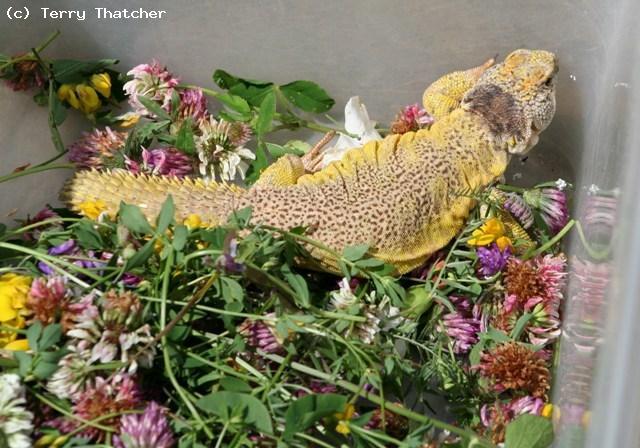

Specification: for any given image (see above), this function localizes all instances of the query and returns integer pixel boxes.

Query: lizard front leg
[422,57,495,121]
[253,131,337,187]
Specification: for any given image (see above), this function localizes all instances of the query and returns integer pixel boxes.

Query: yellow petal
[90,73,111,98]
[78,199,107,220]
[495,236,512,251]
[335,420,351,435]
[75,84,101,114]
[4,338,29,351]
[184,214,202,230]
[117,112,141,128]
[58,84,81,109]
[542,403,553,418]
[0,296,18,322]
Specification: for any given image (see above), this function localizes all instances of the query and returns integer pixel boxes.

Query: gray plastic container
[1,0,637,446]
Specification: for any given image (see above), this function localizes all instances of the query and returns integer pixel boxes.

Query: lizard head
[461,49,558,155]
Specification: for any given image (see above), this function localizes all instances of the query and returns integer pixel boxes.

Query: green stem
[262,353,495,447]
[214,421,229,448]
[495,184,526,194]
[158,250,214,439]
[522,219,576,260]
[31,389,115,433]
[0,163,75,185]
[0,30,60,71]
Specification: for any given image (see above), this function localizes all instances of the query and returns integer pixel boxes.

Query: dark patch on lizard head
[461,83,527,139]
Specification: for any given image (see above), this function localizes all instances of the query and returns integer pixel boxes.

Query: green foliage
[505,414,554,448]
[283,393,347,441]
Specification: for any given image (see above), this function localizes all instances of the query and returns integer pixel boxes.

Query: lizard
[64,49,558,274]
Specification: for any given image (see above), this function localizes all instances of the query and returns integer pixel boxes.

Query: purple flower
[123,61,179,115]
[439,296,481,354]
[177,88,208,123]
[390,104,434,134]
[503,193,534,229]
[68,127,128,169]
[49,239,76,255]
[122,273,143,287]
[216,238,244,273]
[114,401,175,448]
[476,243,511,278]
[524,187,569,234]
[238,318,283,354]
[143,148,193,177]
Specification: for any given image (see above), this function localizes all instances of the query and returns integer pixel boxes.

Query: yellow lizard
[64,49,558,274]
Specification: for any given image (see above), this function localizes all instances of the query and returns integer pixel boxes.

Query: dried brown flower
[479,342,551,398]
[504,258,545,306]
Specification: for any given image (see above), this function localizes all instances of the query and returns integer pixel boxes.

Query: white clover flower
[196,116,256,181]
[47,341,94,400]
[0,374,34,448]
[555,178,570,191]
[330,278,358,310]
[320,96,382,168]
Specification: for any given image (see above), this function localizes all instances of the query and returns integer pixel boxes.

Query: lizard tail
[62,169,246,226]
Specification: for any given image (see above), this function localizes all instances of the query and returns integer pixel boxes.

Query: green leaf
[196,391,273,434]
[217,93,251,115]
[283,393,347,441]
[119,202,153,234]
[156,196,175,234]
[510,312,533,340]
[136,95,171,120]
[14,352,32,378]
[264,141,308,159]
[256,91,276,137]
[505,414,554,448]
[172,225,188,251]
[73,220,103,249]
[39,324,62,351]
[125,238,156,269]
[33,361,59,380]
[343,244,370,261]
[26,321,43,352]
[51,58,119,84]
[281,266,310,309]
[245,144,269,185]
[51,94,67,126]
[220,377,252,393]
[280,80,335,113]
[175,119,196,154]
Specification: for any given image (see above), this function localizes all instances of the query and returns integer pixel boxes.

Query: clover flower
[0,374,34,448]
[46,340,94,399]
[467,217,511,250]
[126,147,193,177]
[439,296,481,354]
[365,404,409,439]
[524,187,569,234]
[476,243,511,278]
[123,61,179,114]
[65,290,156,372]
[238,318,283,354]
[480,396,545,444]
[478,342,551,398]
[176,88,208,123]
[71,374,142,442]
[196,116,255,181]
[503,193,534,229]
[3,56,45,91]
[0,273,31,349]
[68,127,128,169]
[390,103,434,134]
[114,401,175,448]
[329,278,358,310]
[27,275,69,325]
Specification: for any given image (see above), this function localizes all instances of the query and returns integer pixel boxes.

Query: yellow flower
[90,72,111,98]
[0,273,31,348]
[78,199,107,220]
[116,112,141,128]
[334,403,355,435]
[57,84,81,109]
[467,217,512,249]
[542,403,553,418]
[75,84,101,114]
[184,214,203,230]
[4,339,29,351]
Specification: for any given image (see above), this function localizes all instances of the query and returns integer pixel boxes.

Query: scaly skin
[65,49,558,274]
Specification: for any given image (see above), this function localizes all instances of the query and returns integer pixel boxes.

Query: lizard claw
[301,131,336,173]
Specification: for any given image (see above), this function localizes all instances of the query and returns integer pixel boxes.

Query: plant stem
[0,163,75,185]
[0,30,60,71]
[262,353,496,447]
[522,219,575,260]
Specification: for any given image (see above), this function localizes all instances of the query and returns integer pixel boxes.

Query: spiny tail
[62,169,247,225]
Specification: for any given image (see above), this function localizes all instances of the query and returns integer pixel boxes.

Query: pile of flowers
[0,33,574,447]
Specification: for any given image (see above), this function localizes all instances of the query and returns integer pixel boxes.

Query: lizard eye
[544,77,554,87]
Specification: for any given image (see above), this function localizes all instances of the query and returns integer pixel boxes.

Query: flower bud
[90,72,111,98]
